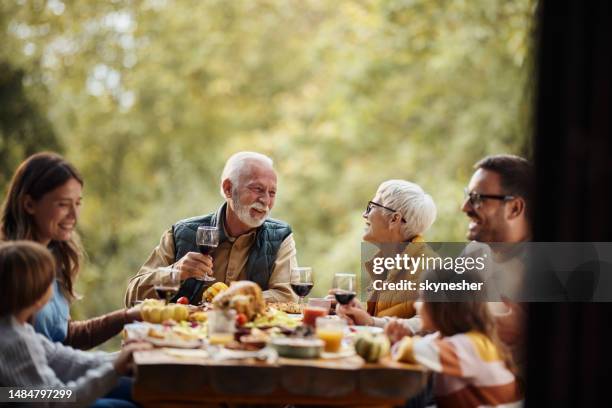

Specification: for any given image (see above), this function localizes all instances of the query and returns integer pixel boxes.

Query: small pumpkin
[354,333,391,363]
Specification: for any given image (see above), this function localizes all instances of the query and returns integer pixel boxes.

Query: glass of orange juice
[315,317,346,353]
[208,310,236,346]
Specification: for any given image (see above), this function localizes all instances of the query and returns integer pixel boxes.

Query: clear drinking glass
[207,309,236,346]
[153,266,180,303]
[196,226,219,282]
[316,317,346,353]
[291,266,314,306]
[303,298,330,327]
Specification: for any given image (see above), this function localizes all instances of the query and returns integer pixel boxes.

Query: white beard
[232,194,269,228]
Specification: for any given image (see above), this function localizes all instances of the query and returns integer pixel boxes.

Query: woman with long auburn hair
[1,152,141,350]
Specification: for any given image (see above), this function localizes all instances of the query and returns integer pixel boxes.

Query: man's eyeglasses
[463,188,515,209]
[365,201,407,223]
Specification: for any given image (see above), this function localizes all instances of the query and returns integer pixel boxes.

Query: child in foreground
[0,241,151,407]
[390,271,523,408]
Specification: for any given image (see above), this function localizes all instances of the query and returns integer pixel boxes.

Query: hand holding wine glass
[173,252,213,281]
[291,267,314,306]
[335,298,374,326]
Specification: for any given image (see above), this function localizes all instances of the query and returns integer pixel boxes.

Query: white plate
[123,322,155,341]
[347,326,384,335]
[147,337,202,349]
[163,348,209,359]
[211,347,278,363]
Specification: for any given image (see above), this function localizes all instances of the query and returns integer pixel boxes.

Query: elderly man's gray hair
[377,179,437,239]
[219,151,274,197]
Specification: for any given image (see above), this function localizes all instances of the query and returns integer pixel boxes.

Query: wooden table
[133,348,428,407]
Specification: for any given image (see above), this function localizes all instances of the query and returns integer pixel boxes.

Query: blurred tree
[0,0,536,340]
[0,61,62,187]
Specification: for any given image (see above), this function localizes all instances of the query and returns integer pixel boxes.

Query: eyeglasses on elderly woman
[365,201,407,223]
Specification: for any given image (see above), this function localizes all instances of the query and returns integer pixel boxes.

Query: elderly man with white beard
[124,152,298,306]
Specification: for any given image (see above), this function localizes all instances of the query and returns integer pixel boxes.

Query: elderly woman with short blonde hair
[338,179,437,328]
[363,179,436,244]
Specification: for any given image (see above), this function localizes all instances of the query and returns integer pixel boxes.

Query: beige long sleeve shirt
[124,226,298,307]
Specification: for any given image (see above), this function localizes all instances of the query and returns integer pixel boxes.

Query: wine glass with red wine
[153,267,180,303]
[291,267,313,306]
[196,226,219,282]
[333,273,356,305]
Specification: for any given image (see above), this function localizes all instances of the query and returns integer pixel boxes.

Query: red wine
[198,244,217,255]
[335,291,356,305]
[155,286,178,301]
[291,283,314,297]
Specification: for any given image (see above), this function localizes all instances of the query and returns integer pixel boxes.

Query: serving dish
[271,337,324,359]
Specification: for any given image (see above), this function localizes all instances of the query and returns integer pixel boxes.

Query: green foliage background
[1,0,535,332]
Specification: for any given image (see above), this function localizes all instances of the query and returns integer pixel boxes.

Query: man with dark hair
[462,154,534,243]
[461,154,534,370]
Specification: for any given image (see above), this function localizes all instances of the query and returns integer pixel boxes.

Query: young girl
[391,271,522,408]
[0,241,150,407]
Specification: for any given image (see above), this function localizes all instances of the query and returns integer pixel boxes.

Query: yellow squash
[203,282,229,303]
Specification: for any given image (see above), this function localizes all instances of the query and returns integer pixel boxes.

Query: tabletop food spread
[127,280,428,406]
[127,281,388,357]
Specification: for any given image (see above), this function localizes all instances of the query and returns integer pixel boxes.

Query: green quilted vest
[172,203,292,290]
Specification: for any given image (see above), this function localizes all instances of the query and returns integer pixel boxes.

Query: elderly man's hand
[174,252,214,281]
[336,299,374,326]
